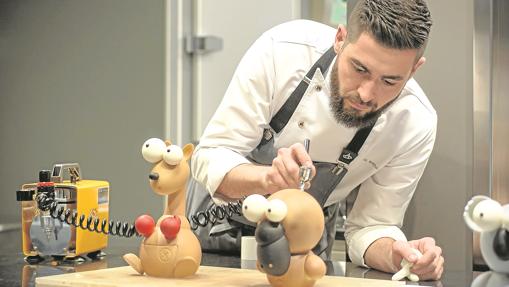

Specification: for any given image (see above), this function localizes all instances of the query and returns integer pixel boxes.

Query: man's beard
[329,60,384,129]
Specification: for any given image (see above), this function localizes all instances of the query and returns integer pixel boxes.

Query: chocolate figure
[123,138,202,278]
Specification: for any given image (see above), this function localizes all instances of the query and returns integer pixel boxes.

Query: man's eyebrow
[351,58,404,81]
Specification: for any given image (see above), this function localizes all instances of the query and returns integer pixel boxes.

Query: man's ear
[182,143,194,161]
[410,56,426,77]
[334,25,347,54]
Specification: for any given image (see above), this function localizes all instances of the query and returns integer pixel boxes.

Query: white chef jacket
[191,19,437,267]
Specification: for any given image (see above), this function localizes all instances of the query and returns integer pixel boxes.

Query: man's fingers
[412,246,441,274]
[280,150,301,186]
[410,238,442,275]
[265,163,288,192]
[290,143,313,165]
[289,143,316,178]
[406,238,444,281]
[414,256,444,281]
[393,241,419,265]
[417,237,436,252]
[411,255,437,275]
[269,144,316,191]
[273,151,292,184]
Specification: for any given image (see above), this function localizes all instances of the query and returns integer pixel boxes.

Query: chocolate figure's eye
[141,138,166,163]
[471,199,504,232]
[242,194,268,223]
[265,199,287,223]
[163,145,183,165]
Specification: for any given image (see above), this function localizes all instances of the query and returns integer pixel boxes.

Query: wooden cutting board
[36,265,405,287]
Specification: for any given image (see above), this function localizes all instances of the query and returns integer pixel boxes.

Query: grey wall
[403,0,474,272]
[0,0,166,241]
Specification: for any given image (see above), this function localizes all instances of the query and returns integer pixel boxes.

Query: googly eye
[472,199,504,231]
[141,138,166,163]
[163,145,183,165]
[242,194,268,223]
[265,199,287,223]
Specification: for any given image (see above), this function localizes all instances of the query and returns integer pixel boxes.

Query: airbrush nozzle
[299,139,312,191]
[299,166,311,190]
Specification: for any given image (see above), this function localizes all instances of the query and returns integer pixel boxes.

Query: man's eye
[383,79,396,86]
[354,65,366,73]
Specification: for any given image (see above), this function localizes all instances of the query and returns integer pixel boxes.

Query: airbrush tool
[298,139,312,191]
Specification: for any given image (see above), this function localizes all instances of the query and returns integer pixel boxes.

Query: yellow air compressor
[16,163,109,263]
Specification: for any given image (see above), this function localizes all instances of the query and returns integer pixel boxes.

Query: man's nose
[357,80,377,103]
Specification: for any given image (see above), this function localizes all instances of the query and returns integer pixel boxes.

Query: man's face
[330,32,423,128]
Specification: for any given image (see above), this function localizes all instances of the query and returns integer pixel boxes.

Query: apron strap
[337,124,375,165]
[269,46,336,133]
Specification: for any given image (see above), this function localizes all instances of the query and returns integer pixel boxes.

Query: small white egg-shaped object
[242,194,268,223]
[472,199,505,232]
[141,138,166,163]
[265,199,287,223]
[162,144,184,165]
[392,248,422,282]
[407,273,420,282]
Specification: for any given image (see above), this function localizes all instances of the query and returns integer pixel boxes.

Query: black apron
[186,46,374,259]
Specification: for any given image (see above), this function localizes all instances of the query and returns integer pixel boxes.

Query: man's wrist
[364,237,399,273]
[217,164,271,198]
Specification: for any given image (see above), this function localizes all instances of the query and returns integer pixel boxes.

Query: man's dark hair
[347,0,432,57]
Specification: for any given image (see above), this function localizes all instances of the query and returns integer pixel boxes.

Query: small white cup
[241,236,257,261]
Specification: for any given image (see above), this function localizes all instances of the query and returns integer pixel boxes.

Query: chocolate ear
[182,143,194,160]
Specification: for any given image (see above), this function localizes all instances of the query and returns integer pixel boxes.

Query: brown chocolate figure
[242,189,326,287]
[123,138,202,278]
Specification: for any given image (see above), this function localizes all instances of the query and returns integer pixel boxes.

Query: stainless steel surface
[473,0,509,267]
[298,166,312,190]
[0,228,476,287]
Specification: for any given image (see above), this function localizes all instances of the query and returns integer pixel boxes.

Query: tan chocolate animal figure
[242,189,326,287]
[123,138,202,278]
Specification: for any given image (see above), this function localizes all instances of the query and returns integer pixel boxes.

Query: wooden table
[36,265,405,287]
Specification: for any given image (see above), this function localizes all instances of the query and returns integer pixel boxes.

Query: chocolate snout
[255,220,291,276]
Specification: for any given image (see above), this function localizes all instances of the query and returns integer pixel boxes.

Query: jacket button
[298,121,305,128]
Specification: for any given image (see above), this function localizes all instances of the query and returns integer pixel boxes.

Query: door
[190,0,301,141]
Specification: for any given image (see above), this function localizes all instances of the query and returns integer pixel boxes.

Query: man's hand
[392,237,444,281]
[216,142,315,198]
[264,142,316,193]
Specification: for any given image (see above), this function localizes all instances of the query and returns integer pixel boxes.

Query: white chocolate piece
[408,273,420,282]
[162,145,183,165]
[391,248,423,282]
[471,199,506,231]
[265,199,287,222]
[141,138,166,163]
[242,194,269,223]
